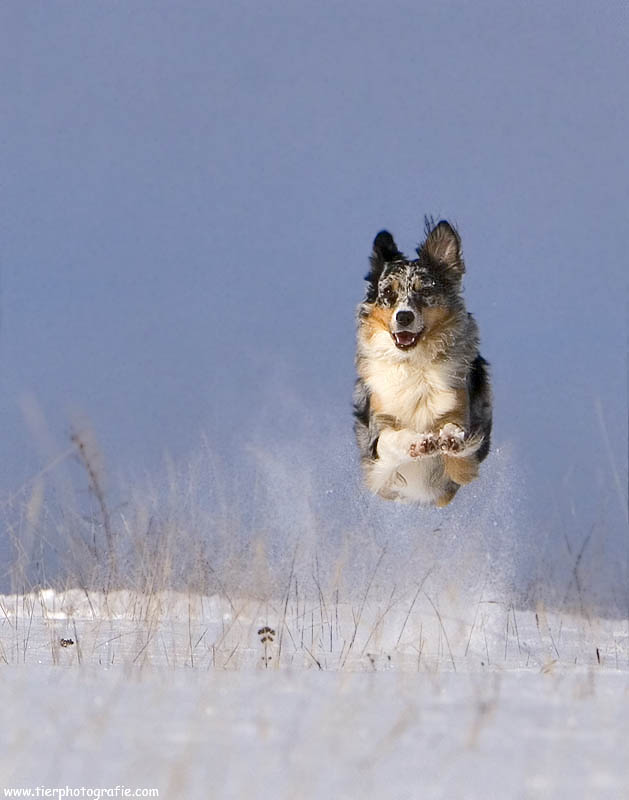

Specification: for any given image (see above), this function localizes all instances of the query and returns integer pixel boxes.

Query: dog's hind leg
[443,454,479,486]
[435,482,459,507]
[366,427,440,499]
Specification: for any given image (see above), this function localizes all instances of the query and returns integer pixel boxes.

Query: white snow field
[1,587,629,799]
[1,436,627,799]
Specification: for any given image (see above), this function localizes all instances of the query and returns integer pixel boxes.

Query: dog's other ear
[420,220,464,278]
[364,231,402,300]
[372,230,401,264]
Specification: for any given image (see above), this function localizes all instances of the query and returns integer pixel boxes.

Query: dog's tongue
[395,331,416,346]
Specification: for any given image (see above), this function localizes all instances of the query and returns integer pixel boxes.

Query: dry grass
[0,427,627,673]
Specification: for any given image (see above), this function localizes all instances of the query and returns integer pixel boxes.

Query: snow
[1,589,629,798]
[0,420,625,798]
[2,588,628,672]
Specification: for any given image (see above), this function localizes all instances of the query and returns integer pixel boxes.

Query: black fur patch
[468,354,492,463]
[353,378,379,460]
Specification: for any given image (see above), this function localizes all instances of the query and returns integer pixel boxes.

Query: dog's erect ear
[372,230,401,264]
[419,220,464,278]
[364,231,402,300]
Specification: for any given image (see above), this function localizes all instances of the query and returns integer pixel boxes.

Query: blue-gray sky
[2,2,627,596]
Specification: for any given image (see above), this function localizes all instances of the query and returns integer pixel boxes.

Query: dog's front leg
[434,389,478,456]
[435,423,484,489]
[377,427,438,462]
[432,391,484,486]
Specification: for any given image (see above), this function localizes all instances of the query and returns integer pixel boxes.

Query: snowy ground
[1,590,628,799]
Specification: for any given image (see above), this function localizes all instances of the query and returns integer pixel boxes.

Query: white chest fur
[366,357,458,434]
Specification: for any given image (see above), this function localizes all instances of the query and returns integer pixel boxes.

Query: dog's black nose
[395,310,415,327]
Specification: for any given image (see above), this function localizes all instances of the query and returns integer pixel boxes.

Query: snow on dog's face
[358,220,466,356]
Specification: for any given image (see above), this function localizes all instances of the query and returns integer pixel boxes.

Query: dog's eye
[381,286,397,304]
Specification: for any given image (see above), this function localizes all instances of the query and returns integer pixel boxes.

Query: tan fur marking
[422,306,451,330]
[368,392,383,413]
[444,455,479,486]
[435,388,470,431]
[374,412,401,430]
[361,304,393,340]
[420,307,459,359]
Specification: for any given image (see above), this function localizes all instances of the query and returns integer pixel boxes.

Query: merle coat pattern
[354,219,492,506]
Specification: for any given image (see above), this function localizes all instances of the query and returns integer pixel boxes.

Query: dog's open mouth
[392,331,421,349]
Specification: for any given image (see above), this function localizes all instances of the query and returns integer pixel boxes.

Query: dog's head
[358,219,466,355]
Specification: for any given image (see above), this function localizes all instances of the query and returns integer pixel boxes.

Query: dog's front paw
[409,433,439,458]
[438,423,466,454]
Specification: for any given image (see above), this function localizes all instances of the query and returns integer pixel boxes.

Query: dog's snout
[395,310,415,327]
